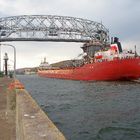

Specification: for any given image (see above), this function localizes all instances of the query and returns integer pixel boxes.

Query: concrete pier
[0,78,16,140]
[16,89,66,140]
[0,78,66,140]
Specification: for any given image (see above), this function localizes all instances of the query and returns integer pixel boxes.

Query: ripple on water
[18,75,140,140]
[95,126,140,140]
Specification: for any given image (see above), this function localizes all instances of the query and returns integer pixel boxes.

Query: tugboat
[38,37,140,81]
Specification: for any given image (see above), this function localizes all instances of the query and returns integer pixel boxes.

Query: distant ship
[38,37,140,81]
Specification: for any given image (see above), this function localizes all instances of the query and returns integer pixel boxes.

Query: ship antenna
[134,45,137,57]
[44,57,46,63]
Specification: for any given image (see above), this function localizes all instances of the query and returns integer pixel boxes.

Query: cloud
[0,0,140,68]
[1,42,82,68]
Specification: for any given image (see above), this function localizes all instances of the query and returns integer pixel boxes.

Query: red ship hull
[38,57,140,81]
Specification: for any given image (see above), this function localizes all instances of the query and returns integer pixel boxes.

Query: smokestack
[111,37,114,44]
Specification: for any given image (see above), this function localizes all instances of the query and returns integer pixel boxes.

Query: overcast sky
[0,0,140,68]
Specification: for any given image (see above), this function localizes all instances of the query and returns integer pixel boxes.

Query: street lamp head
[4,53,9,60]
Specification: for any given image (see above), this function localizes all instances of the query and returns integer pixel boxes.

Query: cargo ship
[38,37,140,81]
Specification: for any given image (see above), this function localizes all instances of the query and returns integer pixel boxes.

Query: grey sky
[0,0,140,68]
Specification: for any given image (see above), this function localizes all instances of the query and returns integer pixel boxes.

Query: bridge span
[0,15,109,43]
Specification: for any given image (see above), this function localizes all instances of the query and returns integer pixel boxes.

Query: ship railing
[94,55,138,63]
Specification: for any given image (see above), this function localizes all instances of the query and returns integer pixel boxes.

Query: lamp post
[0,44,16,79]
[3,53,9,76]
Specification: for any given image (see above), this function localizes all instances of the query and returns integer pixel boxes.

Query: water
[18,75,140,140]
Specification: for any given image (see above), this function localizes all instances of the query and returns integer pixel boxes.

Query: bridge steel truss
[0,15,109,43]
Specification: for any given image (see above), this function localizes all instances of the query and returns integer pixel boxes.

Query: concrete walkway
[0,77,66,140]
[0,77,16,140]
[16,89,66,140]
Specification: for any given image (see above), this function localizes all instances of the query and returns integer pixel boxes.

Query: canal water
[18,75,140,140]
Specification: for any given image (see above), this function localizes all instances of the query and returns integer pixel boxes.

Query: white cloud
[0,42,82,68]
[0,0,140,68]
